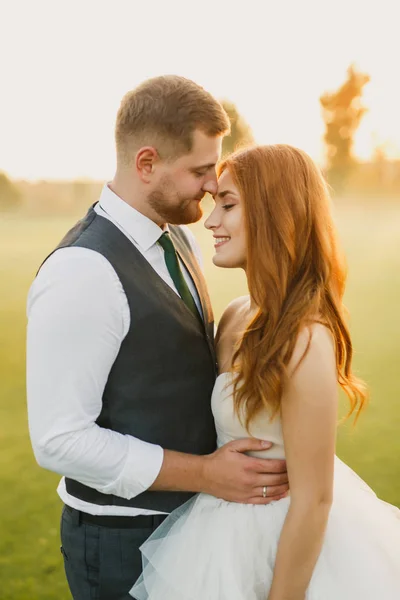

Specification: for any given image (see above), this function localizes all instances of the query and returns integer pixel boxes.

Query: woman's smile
[213,236,231,249]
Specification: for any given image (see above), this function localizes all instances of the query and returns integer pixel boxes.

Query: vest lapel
[170,227,214,327]
[170,227,216,371]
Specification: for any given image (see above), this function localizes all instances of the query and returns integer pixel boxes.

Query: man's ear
[135,147,159,183]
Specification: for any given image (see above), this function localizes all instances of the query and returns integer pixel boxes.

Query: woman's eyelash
[222,204,234,210]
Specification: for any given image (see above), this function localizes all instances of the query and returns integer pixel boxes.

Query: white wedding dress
[130,373,400,599]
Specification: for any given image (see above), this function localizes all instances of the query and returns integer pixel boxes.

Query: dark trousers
[60,505,167,600]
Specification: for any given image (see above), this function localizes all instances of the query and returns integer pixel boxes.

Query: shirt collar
[98,184,168,252]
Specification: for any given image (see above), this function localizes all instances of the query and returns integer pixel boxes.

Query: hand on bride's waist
[201,438,289,504]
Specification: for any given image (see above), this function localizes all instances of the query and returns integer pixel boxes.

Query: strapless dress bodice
[211,372,285,460]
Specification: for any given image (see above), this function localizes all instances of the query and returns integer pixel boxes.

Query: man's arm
[27,247,163,499]
[151,441,289,503]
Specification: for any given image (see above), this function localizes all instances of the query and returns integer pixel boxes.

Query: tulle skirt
[130,457,400,599]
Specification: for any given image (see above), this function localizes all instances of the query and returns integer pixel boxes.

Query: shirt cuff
[99,437,164,500]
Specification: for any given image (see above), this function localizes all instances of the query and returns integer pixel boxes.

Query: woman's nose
[204,208,218,230]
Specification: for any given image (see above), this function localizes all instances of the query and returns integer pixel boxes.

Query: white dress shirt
[26,184,204,516]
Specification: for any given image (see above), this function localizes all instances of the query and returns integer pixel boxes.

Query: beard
[147,176,204,225]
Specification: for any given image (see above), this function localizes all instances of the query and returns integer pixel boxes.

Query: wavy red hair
[218,145,367,429]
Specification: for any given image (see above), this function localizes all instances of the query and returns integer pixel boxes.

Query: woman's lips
[214,236,231,249]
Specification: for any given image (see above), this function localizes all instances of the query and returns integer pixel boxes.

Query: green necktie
[158,232,201,321]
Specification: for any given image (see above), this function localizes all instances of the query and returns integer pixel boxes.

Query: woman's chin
[212,253,240,269]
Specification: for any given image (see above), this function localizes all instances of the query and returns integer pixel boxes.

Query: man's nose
[202,178,218,196]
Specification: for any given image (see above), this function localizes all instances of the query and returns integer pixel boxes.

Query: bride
[130,144,400,599]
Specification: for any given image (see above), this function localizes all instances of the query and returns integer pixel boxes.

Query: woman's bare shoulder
[216,295,251,340]
[287,322,336,380]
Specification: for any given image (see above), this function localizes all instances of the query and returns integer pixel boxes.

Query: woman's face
[204,169,247,269]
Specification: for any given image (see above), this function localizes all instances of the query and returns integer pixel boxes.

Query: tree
[220,100,254,158]
[0,172,22,211]
[320,65,370,190]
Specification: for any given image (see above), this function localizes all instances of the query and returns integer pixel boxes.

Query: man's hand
[151,439,288,504]
[201,439,289,504]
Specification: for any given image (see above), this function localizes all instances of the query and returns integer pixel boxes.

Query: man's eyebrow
[191,163,216,171]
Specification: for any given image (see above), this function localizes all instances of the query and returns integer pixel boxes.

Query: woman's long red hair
[218,145,367,429]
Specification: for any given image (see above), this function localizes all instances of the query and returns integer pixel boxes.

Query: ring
[262,486,268,498]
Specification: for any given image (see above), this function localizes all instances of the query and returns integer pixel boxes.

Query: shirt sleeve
[26,247,164,500]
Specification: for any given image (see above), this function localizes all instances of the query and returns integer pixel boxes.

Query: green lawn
[0,202,399,599]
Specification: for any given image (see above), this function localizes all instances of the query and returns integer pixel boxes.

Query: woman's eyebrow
[214,189,236,199]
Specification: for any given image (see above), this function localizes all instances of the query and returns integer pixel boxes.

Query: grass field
[0,201,399,599]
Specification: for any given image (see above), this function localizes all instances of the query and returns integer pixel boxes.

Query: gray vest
[39,205,217,512]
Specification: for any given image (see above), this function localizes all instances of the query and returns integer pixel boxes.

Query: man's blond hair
[115,75,230,165]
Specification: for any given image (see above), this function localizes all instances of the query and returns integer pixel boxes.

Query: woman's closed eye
[222,204,235,211]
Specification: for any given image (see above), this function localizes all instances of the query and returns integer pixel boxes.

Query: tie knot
[158,232,175,254]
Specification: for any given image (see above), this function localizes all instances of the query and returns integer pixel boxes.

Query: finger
[252,472,289,486]
[247,493,288,505]
[266,492,289,503]
[227,438,273,453]
[247,457,287,474]
[255,483,289,498]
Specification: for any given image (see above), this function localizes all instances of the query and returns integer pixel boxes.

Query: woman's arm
[267,324,338,600]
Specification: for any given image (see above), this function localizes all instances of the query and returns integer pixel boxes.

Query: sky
[0,0,399,180]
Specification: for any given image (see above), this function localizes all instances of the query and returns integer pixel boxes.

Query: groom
[26,75,289,599]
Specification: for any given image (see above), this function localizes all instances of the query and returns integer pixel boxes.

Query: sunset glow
[1,0,399,180]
